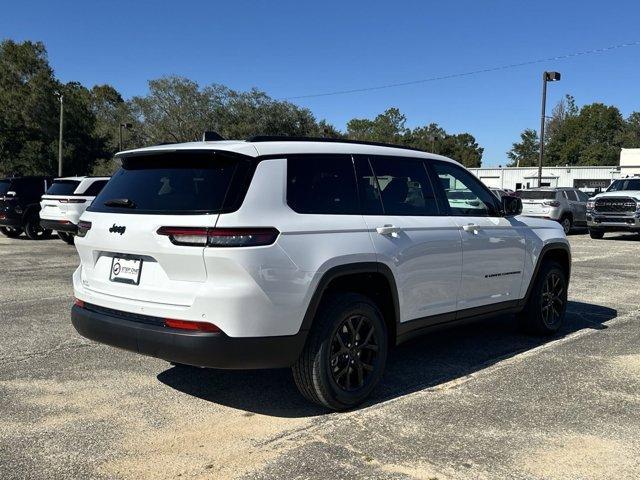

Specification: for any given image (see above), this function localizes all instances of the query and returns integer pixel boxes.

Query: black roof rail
[246,135,427,153]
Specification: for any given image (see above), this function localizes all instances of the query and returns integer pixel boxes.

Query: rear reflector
[157,227,279,247]
[74,298,85,308]
[164,318,221,333]
[77,220,92,237]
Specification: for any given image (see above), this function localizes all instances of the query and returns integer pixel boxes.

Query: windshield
[46,180,80,196]
[0,180,11,196]
[515,190,557,200]
[89,151,249,214]
[607,179,640,192]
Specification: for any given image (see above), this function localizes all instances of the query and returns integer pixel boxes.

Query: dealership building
[469,148,640,191]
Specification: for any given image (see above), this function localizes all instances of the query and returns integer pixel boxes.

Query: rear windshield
[88,151,251,214]
[516,190,557,200]
[607,179,640,192]
[46,180,80,195]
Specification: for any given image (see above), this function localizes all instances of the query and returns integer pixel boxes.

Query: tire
[58,232,75,245]
[0,227,22,238]
[24,215,51,240]
[519,261,568,335]
[292,293,388,410]
[559,215,572,235]
[589,229,605,239]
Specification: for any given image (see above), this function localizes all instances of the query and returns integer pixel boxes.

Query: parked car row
[0,175,109,243]
[488,180,640,238]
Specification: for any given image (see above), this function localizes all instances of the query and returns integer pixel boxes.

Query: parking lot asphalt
[1,232,639,480]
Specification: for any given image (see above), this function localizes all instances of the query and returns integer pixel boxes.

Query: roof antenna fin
[202,131,225,142]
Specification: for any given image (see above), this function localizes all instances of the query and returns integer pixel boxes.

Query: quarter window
[431,161,500,216]
[287,155,359,214]
[368,156,439,215]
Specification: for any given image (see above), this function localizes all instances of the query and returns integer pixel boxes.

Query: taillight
[77,220,92,237]
[59,199,86,204]
[164,318,221,333]
[543,201,561,207]
[157,227,279,247]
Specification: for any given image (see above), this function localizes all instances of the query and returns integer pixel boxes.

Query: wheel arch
[520,242,571,307]
[299,262,400,343]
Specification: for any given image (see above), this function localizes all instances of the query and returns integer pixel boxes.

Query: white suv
[40,177,110,244]
[71,137,571,410]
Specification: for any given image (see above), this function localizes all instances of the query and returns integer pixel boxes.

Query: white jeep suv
[71,137,571,410]
[40,176,110,244]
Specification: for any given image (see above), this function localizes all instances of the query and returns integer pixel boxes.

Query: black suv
[0,176,54,239]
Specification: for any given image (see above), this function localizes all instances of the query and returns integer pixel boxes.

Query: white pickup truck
[587,176,640,239]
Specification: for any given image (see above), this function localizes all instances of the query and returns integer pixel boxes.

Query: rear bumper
[41,219,77,233]
[521,213,560,221]
[71,303,306,369]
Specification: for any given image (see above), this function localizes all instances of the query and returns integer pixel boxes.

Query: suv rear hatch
[516,190,558,214]
[40,179,82,221]
[76,150,254,306]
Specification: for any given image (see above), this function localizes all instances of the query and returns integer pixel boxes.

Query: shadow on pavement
[157,300,616,418]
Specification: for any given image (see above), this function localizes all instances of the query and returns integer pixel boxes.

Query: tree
[545,94,578,142]
[546,103,625,166]
[346,108,407,143]
[0,40,59,176]
[621,111,640,148]
[507,129,539,167]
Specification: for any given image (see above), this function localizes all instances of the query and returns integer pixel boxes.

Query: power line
[284,41,640,100]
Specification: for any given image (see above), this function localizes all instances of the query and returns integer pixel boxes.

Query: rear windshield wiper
[104,198,137,209]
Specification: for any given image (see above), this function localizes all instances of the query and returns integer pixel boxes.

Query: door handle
[462,224,481,234]
[376,225,401,236]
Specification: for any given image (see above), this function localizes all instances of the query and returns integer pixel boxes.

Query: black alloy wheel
[329,314,380,392]
[540,271,565,330]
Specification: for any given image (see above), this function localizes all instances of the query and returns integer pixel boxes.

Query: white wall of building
[470,148,640,191]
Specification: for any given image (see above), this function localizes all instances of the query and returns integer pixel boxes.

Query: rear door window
[89,151,251,214]
[46,180,81,195]
[368,156,439,215]
[287,154,358,214]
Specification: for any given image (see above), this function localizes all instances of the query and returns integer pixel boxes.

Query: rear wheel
[58,232,75,245]
[0,227,22,238]
[589,229,605,239]
[24,215,51,240]
[559,215,572,234]
[519,261,568,335]
[292,293,388,410]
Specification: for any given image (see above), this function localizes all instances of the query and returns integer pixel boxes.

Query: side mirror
[502,196,522,216]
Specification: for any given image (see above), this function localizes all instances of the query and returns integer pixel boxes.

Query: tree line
[0,40,484,177]
[2,39,639,178]
[507,94,640,167]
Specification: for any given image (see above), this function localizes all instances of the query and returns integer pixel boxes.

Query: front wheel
[0,227,22,238]
[519,261,568,335]
[292,293,388,410]
[589,229,604,239]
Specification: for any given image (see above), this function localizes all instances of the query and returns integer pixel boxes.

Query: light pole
[56,92,64,177]
[538,71,561,187]
[119,122,133,151]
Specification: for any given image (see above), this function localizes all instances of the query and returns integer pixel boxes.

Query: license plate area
[109,256,143,285]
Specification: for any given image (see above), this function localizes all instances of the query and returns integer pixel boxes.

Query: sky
[2,0,640,166]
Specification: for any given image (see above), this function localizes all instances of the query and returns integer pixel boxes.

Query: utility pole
[538,71,561,187]
[58,93,64,177]
[119,122,133,151]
